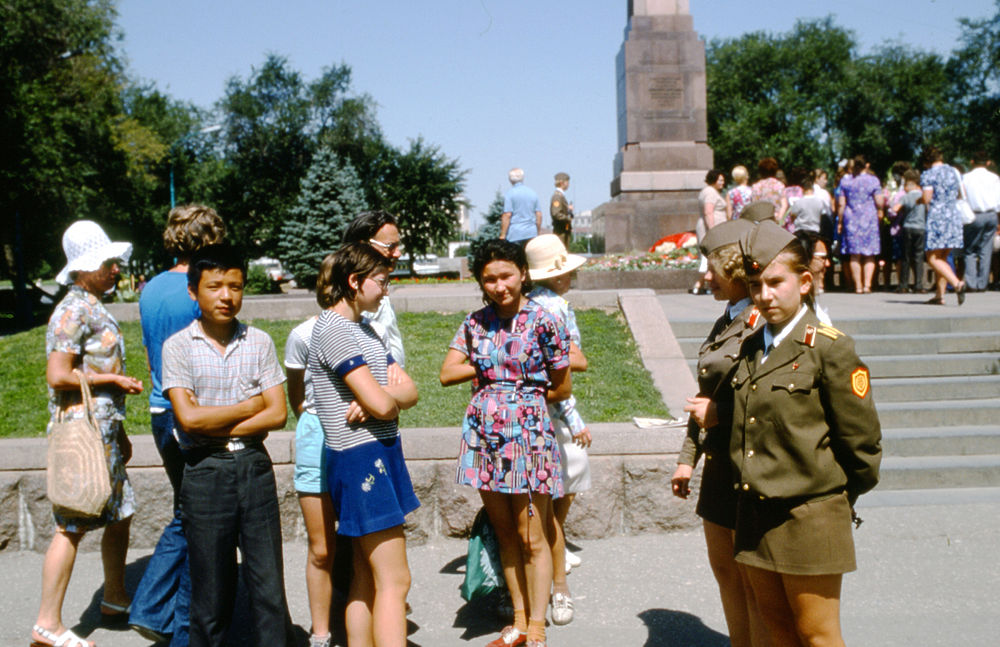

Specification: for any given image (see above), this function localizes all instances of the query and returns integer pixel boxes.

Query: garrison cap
[554,172,570,183]
[740,200,777,223]
[741,220,795,274]
[699,218,754,256]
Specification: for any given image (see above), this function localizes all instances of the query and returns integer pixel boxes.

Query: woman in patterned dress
[919,145,967,305]
[837,154,884,293]
[440,239,572,647]
[33,221,143,647]
[750,158,785,217]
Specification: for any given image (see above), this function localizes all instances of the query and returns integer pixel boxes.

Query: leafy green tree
[277,147,367,290]
[945,0,1000,161]
[376,138,466,266]
[467,191,504,270]
[706,18,855,174]
[838,45,950,172]
[215,56,381,256]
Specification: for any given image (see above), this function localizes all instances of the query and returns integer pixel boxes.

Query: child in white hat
[524,234,590,627]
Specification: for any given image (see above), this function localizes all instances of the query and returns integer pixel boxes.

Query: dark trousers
[963,210,998,290]
[180,445,289,647]
[901,228,926,290]
[130,411,191,645]
[552,220,572,250]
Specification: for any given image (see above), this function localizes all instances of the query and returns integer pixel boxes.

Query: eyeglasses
[369,238,401,253]
[366,275,391,290]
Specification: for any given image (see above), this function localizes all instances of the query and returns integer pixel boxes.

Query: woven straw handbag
[46,369,112,517]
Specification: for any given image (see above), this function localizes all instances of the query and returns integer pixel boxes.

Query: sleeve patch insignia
[851,367,870,399]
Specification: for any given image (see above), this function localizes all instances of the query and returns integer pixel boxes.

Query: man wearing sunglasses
[342,211,406,367]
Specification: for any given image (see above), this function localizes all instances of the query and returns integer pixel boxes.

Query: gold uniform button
[700,367,708,375]
[788,382,795,389]
[732,377,738,385]
[748,416,756,424]
[751,383,757,391]
[733,483,740,490]
[742,483,750,491]
[758,495,766,500]
[747,450,754,457]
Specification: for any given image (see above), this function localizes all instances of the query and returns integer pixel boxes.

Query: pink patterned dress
[451,300,569,496]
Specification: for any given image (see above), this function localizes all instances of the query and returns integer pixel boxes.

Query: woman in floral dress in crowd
[440,239,571,647]
[750,157,785,218]
[919,145,966,305]
[33,221,143,647]
[838,154,884,293]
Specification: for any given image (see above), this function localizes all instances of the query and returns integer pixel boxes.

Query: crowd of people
[35,148,920,646]
[692,148,1000,306]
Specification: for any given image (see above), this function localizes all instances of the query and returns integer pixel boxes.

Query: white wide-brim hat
[56,220,133,285]
[525,234,586,280]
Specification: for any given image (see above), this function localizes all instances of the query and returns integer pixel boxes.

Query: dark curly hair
[470,239,532,305]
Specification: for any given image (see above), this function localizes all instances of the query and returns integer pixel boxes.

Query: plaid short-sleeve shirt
[162,319,286,447]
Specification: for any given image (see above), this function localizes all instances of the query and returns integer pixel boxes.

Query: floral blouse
[46,285,127,422]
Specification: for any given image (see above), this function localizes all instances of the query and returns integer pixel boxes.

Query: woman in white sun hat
[32,220,143,647]
[524,234,590,627]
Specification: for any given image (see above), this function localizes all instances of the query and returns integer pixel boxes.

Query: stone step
[865,353,1000,378]
[677,331,1000,359]
[881,426,1000,457]
[685,352,1000,378]
[668,314,998,339]
[875,398,1000,428]
[877,454,1000,490]
[858,486,1000,507]
[872,375,1000,402]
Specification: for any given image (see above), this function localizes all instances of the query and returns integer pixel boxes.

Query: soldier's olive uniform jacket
[550,190,572,232]
[678,303,763,467]
[729,308,882,505]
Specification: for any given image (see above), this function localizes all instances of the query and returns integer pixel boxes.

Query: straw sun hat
[525,234,586,281]
[56,220,133,285]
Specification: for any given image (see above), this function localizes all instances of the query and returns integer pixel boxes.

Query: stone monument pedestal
[594,0,713,252]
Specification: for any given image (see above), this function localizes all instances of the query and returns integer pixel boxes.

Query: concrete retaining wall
[1,424,700,553]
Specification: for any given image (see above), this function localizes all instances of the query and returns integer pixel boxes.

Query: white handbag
[954,167,977,225]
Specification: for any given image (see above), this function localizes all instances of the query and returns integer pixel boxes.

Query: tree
[215,56,382,256]
[706,18,856,174]
[0,0,164,328]
[277,147,367,290]
[376,138,467,266]
[945,0,1000,161]
[467,190,504,270]
[838,45,950,172]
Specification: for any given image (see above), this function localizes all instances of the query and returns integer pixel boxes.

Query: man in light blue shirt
[501,167,542,245]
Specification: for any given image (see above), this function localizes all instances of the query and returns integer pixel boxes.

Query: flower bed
[575,248,702,292]
[581,247,700,272]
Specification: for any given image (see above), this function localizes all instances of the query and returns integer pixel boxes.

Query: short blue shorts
[294,411,327,493]
[325,436,419,537]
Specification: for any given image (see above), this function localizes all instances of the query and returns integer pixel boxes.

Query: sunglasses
[369,238,401,253]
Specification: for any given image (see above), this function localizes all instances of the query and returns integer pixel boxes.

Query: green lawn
[0,310,668,438]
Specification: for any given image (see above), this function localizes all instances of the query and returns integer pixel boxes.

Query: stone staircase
[671,312,1000,505]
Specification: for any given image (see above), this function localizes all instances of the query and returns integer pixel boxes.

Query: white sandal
[31,624,94,647]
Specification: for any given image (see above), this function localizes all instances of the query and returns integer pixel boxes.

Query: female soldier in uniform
[730,221,882,647]
[671,218,769,647]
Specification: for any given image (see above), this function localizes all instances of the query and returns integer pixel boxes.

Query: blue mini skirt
[324,436,420,537]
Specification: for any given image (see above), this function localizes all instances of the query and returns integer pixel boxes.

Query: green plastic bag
[460,507,506,601]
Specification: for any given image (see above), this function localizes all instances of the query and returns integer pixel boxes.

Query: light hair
[708,243,746,283]
[731,165,748,184]
[163,204,225,259]
[508,167,525,184]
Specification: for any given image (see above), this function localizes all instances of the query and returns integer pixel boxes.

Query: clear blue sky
[116,0,994,229]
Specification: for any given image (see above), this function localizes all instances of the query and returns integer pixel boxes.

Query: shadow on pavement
[638,608,729,647]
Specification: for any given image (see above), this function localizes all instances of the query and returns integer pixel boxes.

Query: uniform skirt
[325,436,420,537]
[734,491,856,575]
[694,450,737,529]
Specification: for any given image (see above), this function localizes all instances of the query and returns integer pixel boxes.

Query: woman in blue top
[440,239,572,647]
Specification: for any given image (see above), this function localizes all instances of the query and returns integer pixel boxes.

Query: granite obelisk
[594,0,713,252]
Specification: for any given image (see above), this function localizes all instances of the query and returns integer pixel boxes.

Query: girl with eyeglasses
[308,242,419,647]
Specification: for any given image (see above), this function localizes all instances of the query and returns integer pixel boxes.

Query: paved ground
[5,499,998,646]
